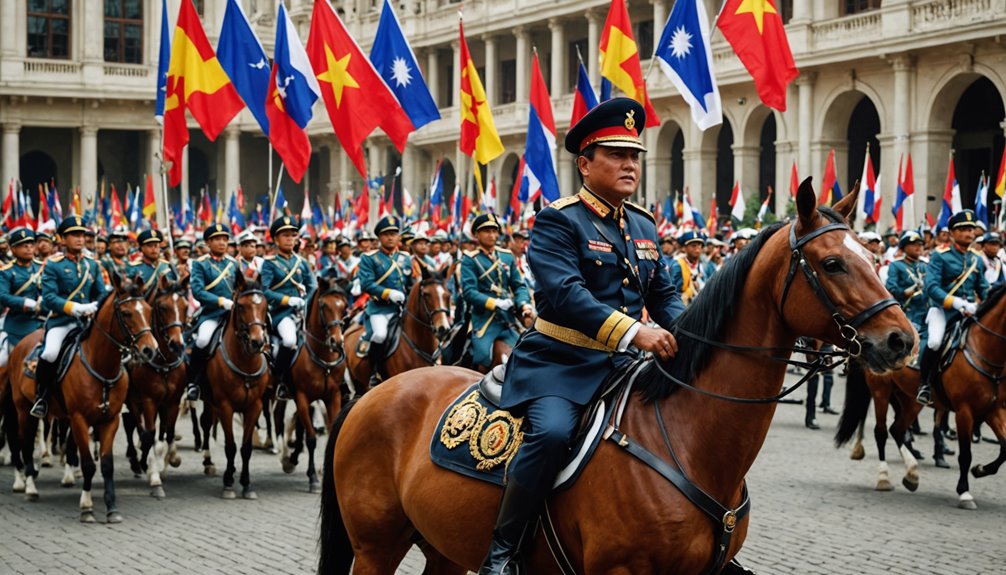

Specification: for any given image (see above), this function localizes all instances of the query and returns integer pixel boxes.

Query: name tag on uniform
[588,240,613,253]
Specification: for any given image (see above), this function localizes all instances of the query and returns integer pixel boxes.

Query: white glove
[963,301,978,316]
[495,298,514,311]
[23,298,37,311]
[951,297,977,315]
[220,298,234,311]
[288,297,305,309]
[388,290,406,304]
[72,302,99,317]
[350,279,362,297]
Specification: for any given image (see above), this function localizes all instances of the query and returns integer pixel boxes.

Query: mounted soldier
[355,215,412,387]
[128,229,173,296]
[459,213,533,372]
[29,216,108,419]
[0,228,46,369]
[479,98,685,574]
[260,216,317,401]
[409,231,436,278]
[184,224,240,402]
[917,209,988,405]
[886,230,928,351]
[100,229,130,287]
[236,229,264,279]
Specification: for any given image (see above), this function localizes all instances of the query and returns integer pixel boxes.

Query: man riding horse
[30,216,107,419]
[128,229,174,297]
[479,98,686,575]
[260,216,317,401]
[459,213,533,371]
[917,210,988,405]
[355,215,412,387]
[0,228,46,370]
[184,224,239,402]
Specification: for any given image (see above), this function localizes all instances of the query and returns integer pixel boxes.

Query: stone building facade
[1,0,1005,231]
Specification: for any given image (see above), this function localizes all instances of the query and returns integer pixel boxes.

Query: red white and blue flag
[892,153,915,232]
[569,53,598,129]
[855,146,881,226]
[937,154,961,230]
[521,53,559,204]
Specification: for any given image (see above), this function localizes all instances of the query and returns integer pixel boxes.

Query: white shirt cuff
[616,321,641,352]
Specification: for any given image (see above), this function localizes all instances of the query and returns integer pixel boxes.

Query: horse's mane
[80,283,132,340]
[977,283,1006,318]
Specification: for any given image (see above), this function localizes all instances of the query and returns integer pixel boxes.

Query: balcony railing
[103,64,150,79]
[23,59,80,75]
[911,0,1002,33]
[811,11,882,51]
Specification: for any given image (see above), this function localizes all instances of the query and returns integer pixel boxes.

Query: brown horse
[318,181,916,574]
[837,283,1006,509]
[123,274,190,499]
[277,275,348,493]
[343,264,453,392]
[3,272,157,523]
[199,272,271,499]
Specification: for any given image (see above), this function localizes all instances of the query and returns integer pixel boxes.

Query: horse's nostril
[887,330,908,353]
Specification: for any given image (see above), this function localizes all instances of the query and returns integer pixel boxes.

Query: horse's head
[416,263,453,342]
[780,177,915,373]
[150,273,189,356]
[110,271,159,362]
[315,275,348,353]
[232,272,269,354]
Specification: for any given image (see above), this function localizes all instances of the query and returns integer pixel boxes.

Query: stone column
[684,126,718,213]
[0,1,17,57]
[79,127,98,208]
[548,18,566,96]
[426,48,441,108]
[181,145,190,211]
[483,35,498,107]
[558,145,575,197]
[339,151,350,194]
[515,27,530,104]
[452,41,461,110]
[652,0,668,58]
[644,129,661,207]
[892,55,914,224]
[224,126,241,205]
[402,142,419,210]
[733,145,761,210]
[82,0,104,85]
[1,124,20,194]
[796,73,815,183]
[586,9,601,87]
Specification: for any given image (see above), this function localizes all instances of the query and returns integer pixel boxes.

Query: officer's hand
[388,290,406,304]
[951,297,975,316]
[963,301,978,316]
[903,286,917,297]
[496,298,514,311]
[633,325,678,361]
[288,297,306,309]
[520,305,535,327]
[350,279,362,297]
[23,298,37,311]
[220,298,234,311]
[73,302,99,317]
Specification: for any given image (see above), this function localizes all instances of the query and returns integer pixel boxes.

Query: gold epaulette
[264,255,276,260]
[463,250,479,258]
[49,255,65,262]
[625,200,655,223]
[548,195,581,210]
[363,250,379,256]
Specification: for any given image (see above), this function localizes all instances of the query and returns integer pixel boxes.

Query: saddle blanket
[23,329,80,383]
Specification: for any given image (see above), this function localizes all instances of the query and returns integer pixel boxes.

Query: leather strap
[204,260,234,291]
[13,266,42,297]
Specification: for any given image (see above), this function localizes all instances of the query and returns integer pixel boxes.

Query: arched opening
[715,118,734,219]
[188,147,211,198]
[952,77,1005,209]
[759,114,777,205]
[19,150,58,198]
[847,96,881,205]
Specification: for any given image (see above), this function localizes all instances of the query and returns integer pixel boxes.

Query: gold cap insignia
[625,110,636,131]
[966,212,972,221]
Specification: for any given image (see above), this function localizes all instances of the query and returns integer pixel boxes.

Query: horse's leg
[200,403,216,476]
[163,399,182,469]
[890,396,922,492]
[189,400,202,452]
[291,416,306,467]
[954,409,978,510]
[122,410,142,476]
[5,400,26,492]
[141,400,165,500]
[262,398,275,451]
[239,399,263,500]
[872,395,893,491]
[418,542,469,575]
[850,420,866,460]
[293,392,316,491]
[17,410,40,500]
[61,425,78,488]
[94,418,122,524]
[39,416,52,467]
[219,403,238,499]
[971,410,1006,478]
[67,414,96,522]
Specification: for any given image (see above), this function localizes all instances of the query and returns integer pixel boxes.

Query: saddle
[430,361,637,490]
[907,317,971,372]
[24,327,82,384]
[354,313,403,360]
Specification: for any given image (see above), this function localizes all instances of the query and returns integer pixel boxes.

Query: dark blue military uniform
[190,253,239,328]
[260,252,317,325]
[885,231,927,346]
[357,249,412,315]
[41,252,106,329]
[0,229,45,349]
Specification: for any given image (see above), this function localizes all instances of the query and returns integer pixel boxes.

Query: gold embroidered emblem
[440,391,486,449]
[439,390,524,471]
[624,110,636,131]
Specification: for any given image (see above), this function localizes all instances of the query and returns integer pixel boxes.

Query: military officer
[184,224,240,401]
[0,228,46,368]
[667,231,708,305]
[236,229,264,278]
[459,214,533,371]
[260,216,317,400]
[886,230,928,344]
[34,231,54,260]
[480,98,685,575]
[355,215,412,386]
[129,229,173,295]
[101,229,130,284]
[409,231,436,278]
[917,210,989,405]
[30,216,107,418]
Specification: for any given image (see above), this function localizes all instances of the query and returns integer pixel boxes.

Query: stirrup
[916,386,932,406]
[29,399,48,419]
[185,383,201,402]
[275,383,293,401]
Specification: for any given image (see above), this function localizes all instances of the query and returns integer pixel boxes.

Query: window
[500,59,516,104]
[636,20,654,62]
[842,0,881,15]
[104,0,143,64]
[780,0,793,23]
[27,0,70,59]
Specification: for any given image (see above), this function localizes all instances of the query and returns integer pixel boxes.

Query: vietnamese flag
[718,0,798,111]
[599,0,659,127]
[306,0,413,181]
[163,0,245,187]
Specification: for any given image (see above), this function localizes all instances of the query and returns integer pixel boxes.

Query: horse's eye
[822,257,845,274]
[122,311,133,318]
[159,304,170,312]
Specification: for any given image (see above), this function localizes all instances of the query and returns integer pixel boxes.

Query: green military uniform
[0,229,45,353]
[885,231,928,347]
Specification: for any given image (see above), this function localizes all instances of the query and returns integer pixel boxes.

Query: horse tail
[318,397,359,575]
[835,360,871,447]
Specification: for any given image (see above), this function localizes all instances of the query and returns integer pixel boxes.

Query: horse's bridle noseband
[232,288,269,355]
[779,219,899,358]
[96,294,154,356]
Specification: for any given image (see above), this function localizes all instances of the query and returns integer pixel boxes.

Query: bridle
[401,277,459,365]
[961,314,1006,385]
[130,287,187,373]
[303,286,347,366]
[231,288,269,356]
[92,293,154,358]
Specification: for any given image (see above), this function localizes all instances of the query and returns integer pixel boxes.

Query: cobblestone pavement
[2,371,1005,574]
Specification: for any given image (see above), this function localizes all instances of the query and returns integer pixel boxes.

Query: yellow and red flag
[995,145,1006,199]
[142,173,157,223]
[717,0,798,111]
[459,19,504,167]
[163,0,245,187]
[599,0,659,128]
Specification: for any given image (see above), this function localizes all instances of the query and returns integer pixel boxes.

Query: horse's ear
[110,269,123,291]
[234,270,247,292]
[158,272,171,293]
[420,261,431,281]
[796,177,818,232]
[832,179,860,220]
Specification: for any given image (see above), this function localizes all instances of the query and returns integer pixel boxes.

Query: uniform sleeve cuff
[596,311,636,349]
[943,295,955,310]
[217,297,223,306]
[616,322,642,352]
[485,298,497,311]
[381,288,390,300]
[63,301,74,315]
[281,295,290,306]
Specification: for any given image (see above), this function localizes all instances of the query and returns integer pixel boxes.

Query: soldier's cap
[400,229,416,243]
[8,227,35,247]
[35,231,52,241]
[270,216,300,238]
[678,231,706,246]
[660,235,675,245]
[174,239,193,250]
[137,229,163,245]
[84,228,97,237]
[472,213,501,232]
[564,97,647,155]
[322,236,338,245]
[236,229,258,245]
[57,216,88,236]
[108,227,129,242]
[430,230,448,243]
[203,224,230,241]
[512,229,530,239]
[336,236,352,248]
[980,232,1002,244]
[374,216,401,235]
[411,231,429,243]
[858,231,882,243]
[898,230,924,249]
[361,229,378,240]
[948,209,979,229]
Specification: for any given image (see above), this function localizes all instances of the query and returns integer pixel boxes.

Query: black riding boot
[273,346,296,401]
[478,480,540,575]
[368,341,386,388]
[30,359,56,419]
[916,347,938,405]
[185,347,208,401]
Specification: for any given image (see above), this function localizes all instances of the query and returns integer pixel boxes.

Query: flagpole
[267,141,274,227]
[155,129,176,271]
[269,162,286,224]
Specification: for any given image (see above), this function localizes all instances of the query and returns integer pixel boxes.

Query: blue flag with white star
[218,0,271,135]
[654,0,722,130]
[370,0,440,130]
[154,0,170,123]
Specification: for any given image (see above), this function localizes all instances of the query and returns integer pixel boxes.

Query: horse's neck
[223,316,253,362]
[154,302,179,361]
[404,287,436,352]
[972,302,1006,365]
[307,296,336,360]
[81,300,124,374]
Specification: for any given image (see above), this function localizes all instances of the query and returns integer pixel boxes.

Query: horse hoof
[958,499,978,510]
[12,478,25,493]
[106,512,123,524]
[61,479,75,488]
[151,486,166,500]
[850,444,865,461]
[902,477,919,492]
[269,447,279,455]
[242,489,258,500]
[74,469,83,479]
[80,511,96,523]
[309,482,322,494]
[168,455,182,468]
[40,457,52,468]
[204,465,217,477]
[875,479,894,491]
[971,464,986,478]
[281,460,296,474]
[222,488,236,500]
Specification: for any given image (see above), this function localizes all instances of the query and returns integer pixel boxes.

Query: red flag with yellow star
[599,0,659,128]
[717,0,798,111]
[459,19,504,167]
[306,0,413,180]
